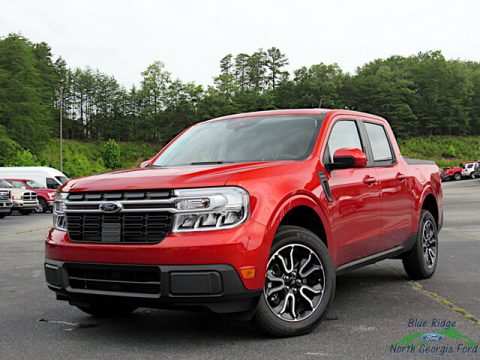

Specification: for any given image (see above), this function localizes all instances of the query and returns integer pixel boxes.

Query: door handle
[363,175,377,184]
[396,173,406,181]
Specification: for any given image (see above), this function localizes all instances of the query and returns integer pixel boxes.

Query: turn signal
[240,267,256,279]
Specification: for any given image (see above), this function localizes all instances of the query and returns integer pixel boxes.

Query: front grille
[67,213,173,243]
[66,264,161,295]
[22,192,37,201]
[0,191,10,201]
[65,191,174,244]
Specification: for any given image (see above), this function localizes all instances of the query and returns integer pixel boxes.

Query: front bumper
[12,199,38,210]
[45,219,270,291]
[0,201,12,212]
[45,259,262,314]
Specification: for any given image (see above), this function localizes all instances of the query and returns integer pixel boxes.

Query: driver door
[323,118,381,265]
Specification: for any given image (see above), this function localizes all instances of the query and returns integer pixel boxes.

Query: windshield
[153,115,324,167]
[55,176,68,184]
[0,179,13,188]
[26,180,43,189]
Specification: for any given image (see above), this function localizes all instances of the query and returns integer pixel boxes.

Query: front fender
[263,193,334,258]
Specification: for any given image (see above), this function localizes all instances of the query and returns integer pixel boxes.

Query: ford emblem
[99,201,122,213]
[421,333,444,341]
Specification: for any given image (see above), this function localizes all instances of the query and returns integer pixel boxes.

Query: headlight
[47,192,56,199]
[53,192,68,231]
[172,187,249,232]
[11,193,22,200]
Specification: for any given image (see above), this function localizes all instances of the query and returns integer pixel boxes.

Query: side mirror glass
[330,148,367,170]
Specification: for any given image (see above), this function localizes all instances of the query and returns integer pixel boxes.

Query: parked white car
[0,179,38,215]
[0,167,68,189]
[461,162,479,179]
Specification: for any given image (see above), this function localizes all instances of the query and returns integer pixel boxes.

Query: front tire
[35,198,48,213]
[453,172,462,181]
[75,303,137,318]
[253,225,335,337]
[19,209,32,215]
[402,210,438,280]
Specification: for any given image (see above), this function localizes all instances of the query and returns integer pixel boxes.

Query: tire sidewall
[415,210,438,277]
[38,198,48,213]
[255,226,335,336]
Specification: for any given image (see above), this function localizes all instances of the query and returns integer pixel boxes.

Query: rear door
[323,118,381,265]
[361,120,413,251]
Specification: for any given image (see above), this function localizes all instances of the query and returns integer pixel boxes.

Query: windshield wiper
[189,161,233,165]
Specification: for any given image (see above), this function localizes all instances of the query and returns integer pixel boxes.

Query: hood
[0,188,30,197]
[62,161,293,192]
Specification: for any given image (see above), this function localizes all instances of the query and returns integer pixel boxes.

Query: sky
[1,0,479,88]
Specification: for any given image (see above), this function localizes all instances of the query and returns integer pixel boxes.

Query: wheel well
[279,206,327,247]
[422,194,439,227]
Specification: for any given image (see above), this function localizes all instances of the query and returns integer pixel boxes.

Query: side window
[325,120,363,163]
[46,178,59,190]
[364,122,394,164]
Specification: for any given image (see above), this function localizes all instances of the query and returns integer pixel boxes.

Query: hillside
[398,136,480,168]
[31,136,480,178]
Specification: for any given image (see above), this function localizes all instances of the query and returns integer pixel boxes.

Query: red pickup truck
[45,109,443,337]
[441,166,463,181]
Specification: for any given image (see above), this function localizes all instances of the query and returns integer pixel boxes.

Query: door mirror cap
[330,148,367,169]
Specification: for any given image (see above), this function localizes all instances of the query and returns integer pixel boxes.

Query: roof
[205,108,384,123]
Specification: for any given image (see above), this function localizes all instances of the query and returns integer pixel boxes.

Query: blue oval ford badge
[99,201,122,213]
[421,333,444,341]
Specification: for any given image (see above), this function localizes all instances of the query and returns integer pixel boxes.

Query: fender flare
[263,193,334,257]
[416,184,439,226]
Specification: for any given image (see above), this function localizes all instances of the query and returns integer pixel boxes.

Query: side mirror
[330,148,367,169]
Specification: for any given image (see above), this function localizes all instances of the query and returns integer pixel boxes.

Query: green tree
[103,139,121,169]
[6,149,42,166]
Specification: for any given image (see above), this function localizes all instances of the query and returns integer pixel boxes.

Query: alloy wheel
[264,243,325,322]
[422,219,437,268]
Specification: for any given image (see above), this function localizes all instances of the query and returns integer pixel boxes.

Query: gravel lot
[0,180,479,359]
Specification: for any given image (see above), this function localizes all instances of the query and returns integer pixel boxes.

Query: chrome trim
[64,196,229,214]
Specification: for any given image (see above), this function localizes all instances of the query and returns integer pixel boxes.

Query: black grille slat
[67,212,173,244]
[67,265,161,295]
[67,191,172,201]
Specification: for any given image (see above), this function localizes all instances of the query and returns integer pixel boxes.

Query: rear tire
[75,303,137,318]
[453,172,462,181]
[19,209,32,215]
[402,210,438,280]
[253,225,335,337]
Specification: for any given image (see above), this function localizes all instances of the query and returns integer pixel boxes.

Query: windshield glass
[26,180,43,189]
[153,115,324,167]
[0,179,13,188]
[55,176,68,184]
